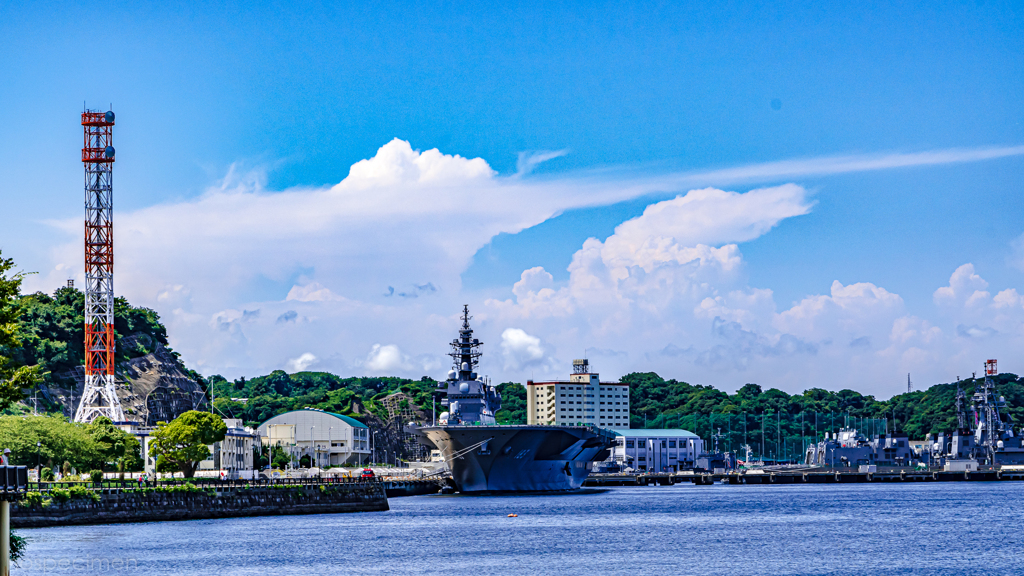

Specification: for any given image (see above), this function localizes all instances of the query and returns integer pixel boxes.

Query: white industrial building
[257,408,370,467]
[610,429,703,472]
[525,359,630,429]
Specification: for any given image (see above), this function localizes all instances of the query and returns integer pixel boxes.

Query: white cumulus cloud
[19,140,1024,391]
[364,344,409,373]
[286,352,318,373]
[500,328,550,371]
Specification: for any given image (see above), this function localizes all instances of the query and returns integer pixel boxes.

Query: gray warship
[805,359,1024,468]
[410,306,614,493]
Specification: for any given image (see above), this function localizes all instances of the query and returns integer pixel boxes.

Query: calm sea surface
[13,482,1024,575]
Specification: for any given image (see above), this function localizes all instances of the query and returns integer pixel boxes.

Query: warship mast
[449,304,482,381]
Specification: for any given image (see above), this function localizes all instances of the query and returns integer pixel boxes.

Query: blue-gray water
[14,482,1024,575]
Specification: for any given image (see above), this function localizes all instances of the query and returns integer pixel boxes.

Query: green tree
[148,410,227,478]
[495,382,526,424]
[270,444,291,469]
[0,415,102,471]
[0,251,42,411]
[86,416,142,472]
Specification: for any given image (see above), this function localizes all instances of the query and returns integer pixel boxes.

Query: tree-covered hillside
[624,371,1024,460]
[209,371,440,426]
[10,287,175,391]
[210,372,530,428]
[495,382,526,424]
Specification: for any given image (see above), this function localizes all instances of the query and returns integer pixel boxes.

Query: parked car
[361,468,376,478]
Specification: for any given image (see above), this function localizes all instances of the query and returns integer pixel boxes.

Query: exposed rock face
[45,339,206,424]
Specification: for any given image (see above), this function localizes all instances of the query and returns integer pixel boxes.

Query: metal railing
[25,476,380,494]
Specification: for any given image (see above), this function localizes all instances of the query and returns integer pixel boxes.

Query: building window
[626,440,635,448]
[669,441,676,448]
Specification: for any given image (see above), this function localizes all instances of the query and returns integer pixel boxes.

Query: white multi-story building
[209,419,258,477]
[257,408,371,467]
[610,429,703,472]
[525,359,630,429]
[140,417,259,479]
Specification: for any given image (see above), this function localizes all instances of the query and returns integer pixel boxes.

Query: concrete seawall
[11,480,388,528]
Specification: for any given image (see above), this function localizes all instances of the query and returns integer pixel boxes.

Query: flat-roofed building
[140,417,259,479]
[611,429,703,472]
[257,408,370,467]
[525,359,630,429]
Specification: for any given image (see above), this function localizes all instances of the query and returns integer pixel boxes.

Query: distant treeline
[622,371,1024,458]
[209,368,1024,458]
[208,372,528,428]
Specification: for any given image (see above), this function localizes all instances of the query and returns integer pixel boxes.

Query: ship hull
[419,425,614,493]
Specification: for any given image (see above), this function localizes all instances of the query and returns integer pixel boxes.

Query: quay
[382,477,444,497]
[584,467,1024,487]
[10,477,388,528]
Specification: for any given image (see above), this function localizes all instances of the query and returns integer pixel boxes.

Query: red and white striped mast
[74,108,126,423]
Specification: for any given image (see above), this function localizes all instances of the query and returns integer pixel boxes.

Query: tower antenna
[74,107,125,423]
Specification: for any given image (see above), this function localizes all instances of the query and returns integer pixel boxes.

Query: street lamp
[327,427,333,468]
[310,426,315,468]
[36,441,41,476]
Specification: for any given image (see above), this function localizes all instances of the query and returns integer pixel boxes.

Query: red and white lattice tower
[74,109,125,423]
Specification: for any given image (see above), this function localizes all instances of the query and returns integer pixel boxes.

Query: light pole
[36,441,41,477]
[310,426,315,468]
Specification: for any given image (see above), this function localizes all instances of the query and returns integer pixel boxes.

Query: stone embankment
[11,478,388,528]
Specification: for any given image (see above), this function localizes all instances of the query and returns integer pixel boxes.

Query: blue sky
[3,1,1023,396]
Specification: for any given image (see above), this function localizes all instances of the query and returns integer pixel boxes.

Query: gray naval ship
[410,306,614,493]
[805,359,1024,468]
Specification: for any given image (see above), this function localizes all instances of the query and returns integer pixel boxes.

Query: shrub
[21,492,44,507]
[89,469,104,483]
[40,467,54,481]
[10,530,26,563]
[152,482,213,496]
[50,488,71,503]
[68,485,100,502]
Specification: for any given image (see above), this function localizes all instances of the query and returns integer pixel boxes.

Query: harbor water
[14,482,1024,575]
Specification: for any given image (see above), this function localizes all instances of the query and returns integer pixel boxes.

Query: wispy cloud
[515,149,570,177]
[675,145,1024,187]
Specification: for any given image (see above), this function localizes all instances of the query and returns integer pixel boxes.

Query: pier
[584,467,1024,487]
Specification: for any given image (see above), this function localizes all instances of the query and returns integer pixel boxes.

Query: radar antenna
[448,305,482,380]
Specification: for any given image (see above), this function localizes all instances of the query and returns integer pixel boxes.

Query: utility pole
[776,411,781,463]
[761,413,765,460]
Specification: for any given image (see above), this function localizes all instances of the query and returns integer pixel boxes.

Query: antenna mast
[74,108,125,423]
